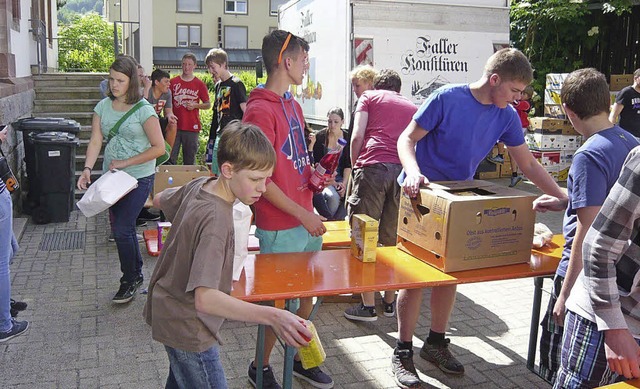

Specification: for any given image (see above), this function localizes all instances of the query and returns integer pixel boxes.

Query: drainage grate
[39,231,85,251]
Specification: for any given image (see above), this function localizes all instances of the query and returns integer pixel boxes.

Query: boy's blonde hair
[484,48,533,84]
[218,121,276,172]
[205,48,228,67]
[350,64,377,85]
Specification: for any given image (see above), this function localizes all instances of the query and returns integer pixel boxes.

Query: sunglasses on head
[277,33,293,65]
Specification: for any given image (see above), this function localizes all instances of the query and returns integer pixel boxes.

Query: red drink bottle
[308,138,347,193]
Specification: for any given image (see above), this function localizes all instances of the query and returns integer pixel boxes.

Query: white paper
[232,200,253,281]
[77,169,138,218]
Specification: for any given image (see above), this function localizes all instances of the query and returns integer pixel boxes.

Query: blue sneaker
[293,359,334,388]
[486,154,505,164]
[0,319,29,343]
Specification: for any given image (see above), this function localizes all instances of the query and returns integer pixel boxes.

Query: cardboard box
[396,180,536,272]
[610,74,634,91]
[351,214,378,262]
[529,117,574,134]
[545,73,568,90]
[154,165,211,196]
[500,159,513,178]
[543,104,566,119]
[531,150,561,166]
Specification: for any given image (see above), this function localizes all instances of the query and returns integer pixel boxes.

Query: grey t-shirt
[144,176,235,352]
[146,88,173,117]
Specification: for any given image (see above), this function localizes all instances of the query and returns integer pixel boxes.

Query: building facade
[105,0,287,71]
[0,0,58,208]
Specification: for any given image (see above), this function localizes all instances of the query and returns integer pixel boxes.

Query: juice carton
[298,320,326,369]
[157,222,172,250]
[350,214,379,262]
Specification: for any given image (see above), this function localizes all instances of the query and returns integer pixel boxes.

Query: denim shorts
[255,225,322,254]
[164,345,227,388]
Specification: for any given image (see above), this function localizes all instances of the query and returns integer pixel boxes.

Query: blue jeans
[0,189,19,332]
[313,185,346,221]
[164,344,227,389]
[109,174,153,284]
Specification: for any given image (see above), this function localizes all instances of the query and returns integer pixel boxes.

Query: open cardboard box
[397,180,536,272]
[153,165,212,196]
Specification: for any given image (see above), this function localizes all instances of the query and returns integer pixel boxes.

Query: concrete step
[34,99,100,113]
[33,73,108,88]
[35,86,104,100]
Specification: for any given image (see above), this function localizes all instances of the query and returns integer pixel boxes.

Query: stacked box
[500,151,513,178]
[545,73,569,119]
[531,150,562,181]
[475,145,501,179]
[527,117,582,181]
[610,74,634,92]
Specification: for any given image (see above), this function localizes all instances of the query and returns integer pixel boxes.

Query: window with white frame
[270,0,287,16]
[224,26,248,49]
[177,0,201,13]
[225,0,247,14]
[177,25,201,47]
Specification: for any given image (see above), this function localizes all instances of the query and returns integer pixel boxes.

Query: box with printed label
[396,180,536,272]
[610,74,634,91]
[546,73,568,90]
[350,214,378,262]
[543,104,566,119]
[154,165,212,196]
[531,150,561,168]
[529,117,574,134]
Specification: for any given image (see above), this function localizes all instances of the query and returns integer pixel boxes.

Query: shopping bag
[77,169,138,218]
[232,200,253,281]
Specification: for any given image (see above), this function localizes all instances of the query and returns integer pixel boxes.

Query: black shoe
[391,348,421,388]
[292,360,334,388]
[0,319,29,343]
[10,308,18,318]
[135,219,148,227]
[137,208,160,221]
[420,338,465,375]
[112,277,143,304]
[10,299,27,311]
[248,361,281,389]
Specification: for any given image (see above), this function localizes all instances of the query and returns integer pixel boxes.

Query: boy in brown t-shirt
[143,122,312,387]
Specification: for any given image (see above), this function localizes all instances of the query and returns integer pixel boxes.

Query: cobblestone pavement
[2,178,562,388]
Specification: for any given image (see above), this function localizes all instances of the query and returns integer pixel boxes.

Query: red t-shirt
[170,76,210,132]
[243,87,313,231]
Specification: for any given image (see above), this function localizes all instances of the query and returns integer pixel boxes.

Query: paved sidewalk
[2,178,561,388]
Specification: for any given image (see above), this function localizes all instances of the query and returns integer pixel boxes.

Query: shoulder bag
[107,100,171,166]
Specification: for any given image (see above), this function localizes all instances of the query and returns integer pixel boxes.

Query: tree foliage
[58,0,102,25]
[58,13,118,72]
[510,0,635,111]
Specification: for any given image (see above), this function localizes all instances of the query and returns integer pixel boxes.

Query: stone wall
[0,86,35,214]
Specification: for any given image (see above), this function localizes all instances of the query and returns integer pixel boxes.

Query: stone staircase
[32,73,107,198]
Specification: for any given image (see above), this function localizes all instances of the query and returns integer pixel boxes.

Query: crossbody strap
[107,100,146,142]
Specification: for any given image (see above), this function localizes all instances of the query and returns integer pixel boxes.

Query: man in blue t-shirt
[537,69,640,384]
[391,48,569,388]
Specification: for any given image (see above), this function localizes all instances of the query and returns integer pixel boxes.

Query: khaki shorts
[346,163,402,246]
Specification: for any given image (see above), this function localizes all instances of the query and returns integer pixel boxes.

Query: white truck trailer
[278,0,510,126]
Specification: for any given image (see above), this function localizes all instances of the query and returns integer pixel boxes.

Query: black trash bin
[29,131,79,224]
[13,117,81,215]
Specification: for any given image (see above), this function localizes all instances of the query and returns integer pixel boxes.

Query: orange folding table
[232,235,564,388]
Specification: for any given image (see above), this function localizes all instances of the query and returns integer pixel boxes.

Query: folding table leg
[256,324,265,388]
[282,299,298,389]
[527,276,545,371]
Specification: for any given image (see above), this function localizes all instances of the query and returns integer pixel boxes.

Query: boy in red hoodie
[242,30,333,389]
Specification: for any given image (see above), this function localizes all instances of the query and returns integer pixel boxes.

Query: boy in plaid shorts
[555,145,640,388]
